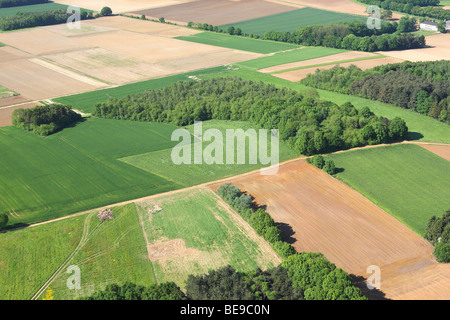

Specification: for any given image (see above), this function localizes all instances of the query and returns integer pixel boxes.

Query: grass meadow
[137,189,281,287]
[219,7,366,36]
[120,120,298,187]
[175,32,299,54]
[0,215,85,299]
[328,144,450,235]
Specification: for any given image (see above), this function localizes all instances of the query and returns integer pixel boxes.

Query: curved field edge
[328,144,450,235]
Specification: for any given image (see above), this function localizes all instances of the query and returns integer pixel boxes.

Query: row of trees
[0,213,8,230]
[0,9,93,31]
[0,0,47,7]
[425,210,450,263]
[12,104,82,136]
[217,183,296,259]
[301,61,450,124]
[358,0,450,20]
[94,77,409,156]
[81,282,186,300]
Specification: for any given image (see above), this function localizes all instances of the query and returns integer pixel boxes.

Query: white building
[420,21,450,32]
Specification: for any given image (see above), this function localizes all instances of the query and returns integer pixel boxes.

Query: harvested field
[274,56,404,81]
[378,34,450,62]
[209,160,450,300]
[259,50,377,73]
[80,15,202,37]
[132,0,300,25]
[0,95,29,108]
[0,102,42,127]
[54,0,192,13]
[417,143,450,162]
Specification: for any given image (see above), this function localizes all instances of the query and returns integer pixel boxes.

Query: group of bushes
[0,0,47,7]
[0,213,8,230]
[11,104,82,136]
[217,183,296,259]
[94,77,408,156]
[306,155,337,175]
[301,60,450,124]
[425,210,450,263]
[188,19,425,52]
[359,0,450,20]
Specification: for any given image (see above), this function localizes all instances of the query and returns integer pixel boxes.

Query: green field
[53,66,231,113]
[235,47,345,70]
[0,214,85,299]
[0,190,280,299]
[48,204,156,300]
[219,7,366,36]
[175,31,299,54]
[0,85,17,98]
[0,118,183,226]
[0,3,69,17]
[120,120,298,186]
[328,144,450,235]
[136,189,281,287]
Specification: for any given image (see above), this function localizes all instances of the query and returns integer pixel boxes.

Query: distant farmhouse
[420,21,450,32]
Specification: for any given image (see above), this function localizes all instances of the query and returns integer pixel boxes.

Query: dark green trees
[12,104,82,136]
[0,213,8,230]
[425,210,450,263]
[100,7,112,16]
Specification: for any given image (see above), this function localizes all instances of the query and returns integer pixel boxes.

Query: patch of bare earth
[132,0,301,25]
[274,56,404,82]
[0,102,42,127]
[379,34,450,62]
[209,160,450,300]
[417,143,450,162]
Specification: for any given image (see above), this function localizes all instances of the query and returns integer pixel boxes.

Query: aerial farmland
[0,0,449,307]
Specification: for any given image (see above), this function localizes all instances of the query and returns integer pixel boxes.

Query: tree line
[188,19,425,52]
[93,77,409,156]
[306,155,337,175]
[0,0,47,7]
[358,0,450,20]
[0,9,93,31]
[425,210,450,263]
[12,104,82,136]
[301,61,450,124]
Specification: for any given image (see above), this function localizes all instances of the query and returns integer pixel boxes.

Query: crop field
[0,118,183,226]
[175,32,299,54]
[0,3,69,18]
[53,0,190,13]
[211,158,450,300]
[235,47,346,70]
[0,214,85,300]
[328,144,450,235]
[0,85,16,99]
[219,7,366,36]
[53,66,232,113]
[135,188,281,287]
[132,0,301,25]
[120,120,298,187]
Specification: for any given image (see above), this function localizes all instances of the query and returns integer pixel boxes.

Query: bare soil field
[0,16,262,104]
[209,160,450,300]
[418,144,450,162]
[278,0,403,19]
[0,102,42,127]
[54,0,194,13]
[274,56,404,81]
[132,0,301,25]
[379,34,450,62]
[259,51,377,73]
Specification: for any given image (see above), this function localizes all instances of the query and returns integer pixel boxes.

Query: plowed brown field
[209,160,450,300]
[132,0,300,25]
[418,144,450,162]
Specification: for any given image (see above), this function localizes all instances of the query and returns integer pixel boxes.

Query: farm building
[419,21,450,31]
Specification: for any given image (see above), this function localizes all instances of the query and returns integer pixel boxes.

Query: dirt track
[209,159,450,300]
